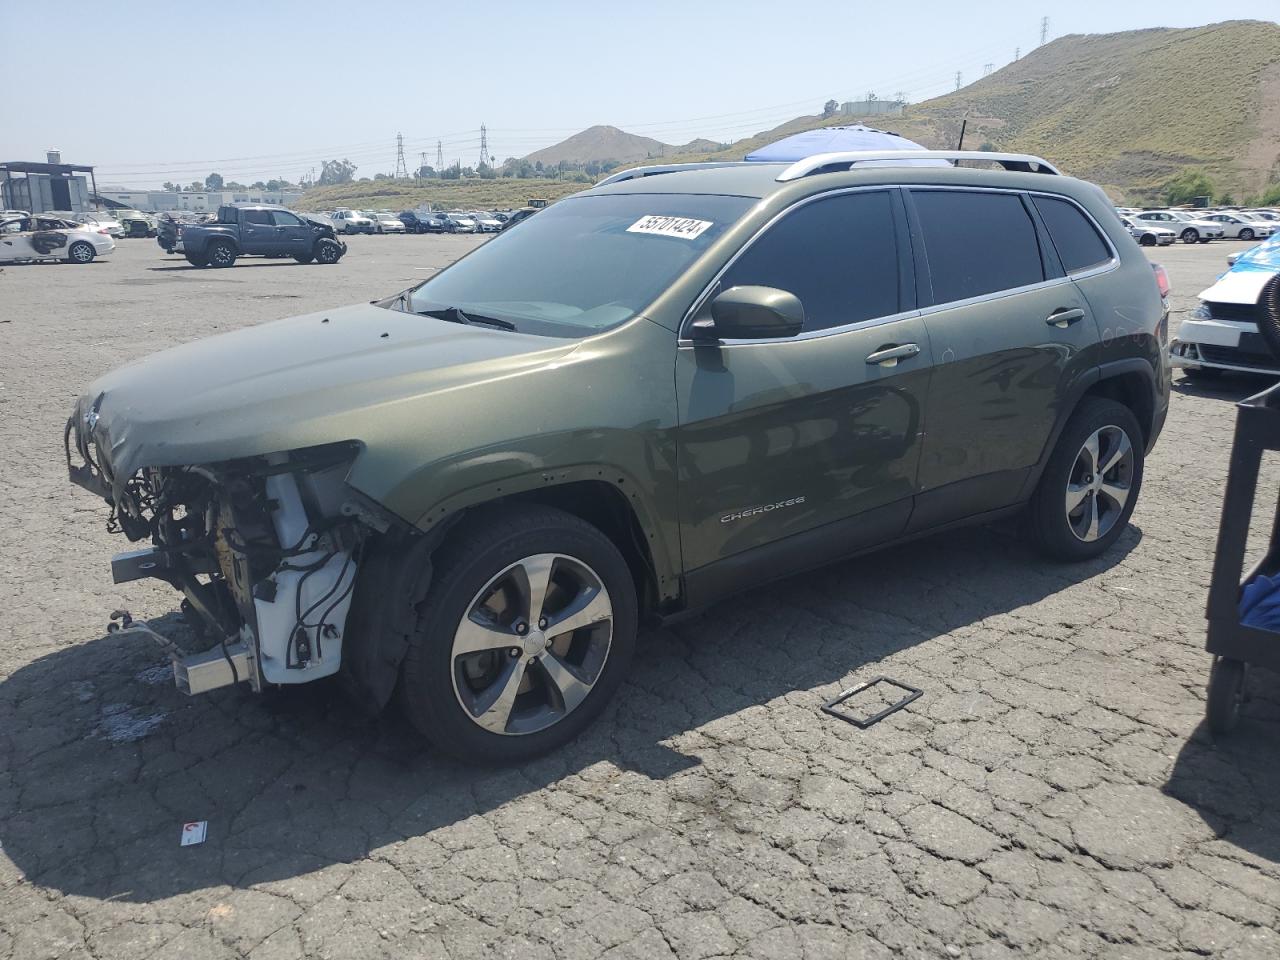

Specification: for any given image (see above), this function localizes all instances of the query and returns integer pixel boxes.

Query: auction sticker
[181,821,208,846]
[627,215,713,240]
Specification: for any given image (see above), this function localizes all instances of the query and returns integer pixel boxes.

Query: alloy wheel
[70,243,93,263]
[450,553,614,736]
[1065,425,1134,542]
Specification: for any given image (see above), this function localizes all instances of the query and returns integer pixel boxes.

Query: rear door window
[717,190,901,333]
[1032,195,1112,273]
[244,209,273,225]
[911,190,1045,304]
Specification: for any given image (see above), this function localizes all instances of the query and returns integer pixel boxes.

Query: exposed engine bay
[66,426,382,696]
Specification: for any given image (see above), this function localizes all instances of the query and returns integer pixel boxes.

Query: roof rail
[596,161,754,187]
[775,150,1061,182]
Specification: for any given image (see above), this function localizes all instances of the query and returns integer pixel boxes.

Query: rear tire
[208,240,237,268]
[1027,397,1144,562]
[400,506,637,764]
[67,241,95,264]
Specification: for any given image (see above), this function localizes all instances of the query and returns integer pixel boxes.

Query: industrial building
[1,152,99,214]
[97,188,304,213]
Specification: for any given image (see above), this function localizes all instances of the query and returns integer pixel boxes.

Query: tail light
[97,229,109,235]
[1152,263,1170,298]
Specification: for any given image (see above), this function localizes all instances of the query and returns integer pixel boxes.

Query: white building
[99,188,304,212]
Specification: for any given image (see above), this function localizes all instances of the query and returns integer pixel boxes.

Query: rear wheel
[1181,228,1199,244]
[400,506,637,764]
[67,241,95,264]
[1027,397,1144,561]
[208,240,237,268]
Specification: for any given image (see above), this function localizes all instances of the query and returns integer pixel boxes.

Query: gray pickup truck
[165,204,347,267]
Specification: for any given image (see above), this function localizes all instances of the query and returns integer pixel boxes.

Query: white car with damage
[1171,234,1280,377]
[0,215,116,264]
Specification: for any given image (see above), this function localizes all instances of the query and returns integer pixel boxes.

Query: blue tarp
[744,124,950,165]
[1227,231,1280,274]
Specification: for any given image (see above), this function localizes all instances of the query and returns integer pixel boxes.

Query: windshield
[405,192,754,337]
[1170,212,1198,222]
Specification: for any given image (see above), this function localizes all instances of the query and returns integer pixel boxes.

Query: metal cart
[1205,382,1280,732]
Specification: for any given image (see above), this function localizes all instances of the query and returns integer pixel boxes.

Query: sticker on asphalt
[181,821,208,846]
[626,216,713,240]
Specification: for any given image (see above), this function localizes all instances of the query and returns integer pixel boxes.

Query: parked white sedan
[1132,210,1225,244]
[0,215,116,263]
[1120,216,1175,246]
[1203,212,1275,241]
[76,212,125,238]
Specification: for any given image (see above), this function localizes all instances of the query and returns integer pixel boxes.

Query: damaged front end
[67,409,386,696]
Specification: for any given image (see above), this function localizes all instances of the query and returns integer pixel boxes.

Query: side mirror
[691,285,805,342]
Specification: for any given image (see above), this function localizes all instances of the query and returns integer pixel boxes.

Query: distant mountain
[658,20,1280,202]
[524,125,721,166]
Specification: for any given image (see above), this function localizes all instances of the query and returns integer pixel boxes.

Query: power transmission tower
[955,71,962,91]
[436,140,444,171]
[894,90,906,105]
[419,152,427,177]
[394,132,408,179]
[983,62,994,76]
[1014,46,1020,60]
[478,124,489,170]
[1040,16,1049,45]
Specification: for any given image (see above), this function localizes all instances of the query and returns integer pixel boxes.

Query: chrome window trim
[676,183,1121,348]
[677,185,906,347]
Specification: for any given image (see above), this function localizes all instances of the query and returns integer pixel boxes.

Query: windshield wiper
[414,303,517,331]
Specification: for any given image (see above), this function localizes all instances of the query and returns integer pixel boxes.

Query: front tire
[1140,234,1157,247]
[1240,228,1255,241]
[400,506,637,764]
[1181,228,1199,244]
[1027,397,1144,561]
[314,238,342,264]
[68,241,95,264]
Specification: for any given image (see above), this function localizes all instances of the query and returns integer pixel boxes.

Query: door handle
[865,343,921,366]
[1046,308,1085,328]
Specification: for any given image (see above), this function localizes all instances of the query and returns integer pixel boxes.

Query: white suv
[1131,210,1224,244]
[330,210,375,235]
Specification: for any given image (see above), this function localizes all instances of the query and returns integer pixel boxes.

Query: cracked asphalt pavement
[1,236,1278,959]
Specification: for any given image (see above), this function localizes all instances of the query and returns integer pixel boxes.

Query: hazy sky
[4,0,1277,187]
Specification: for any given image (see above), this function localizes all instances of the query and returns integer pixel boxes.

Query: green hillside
[660,20,1280,203]
[296,20,1280,209]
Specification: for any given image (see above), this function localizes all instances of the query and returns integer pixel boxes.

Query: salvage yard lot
[1,237,1278,959]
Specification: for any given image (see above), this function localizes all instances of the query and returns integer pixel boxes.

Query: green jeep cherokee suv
[67,150,1169,762]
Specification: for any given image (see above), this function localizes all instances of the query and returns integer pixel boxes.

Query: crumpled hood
[75,302,580,487]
